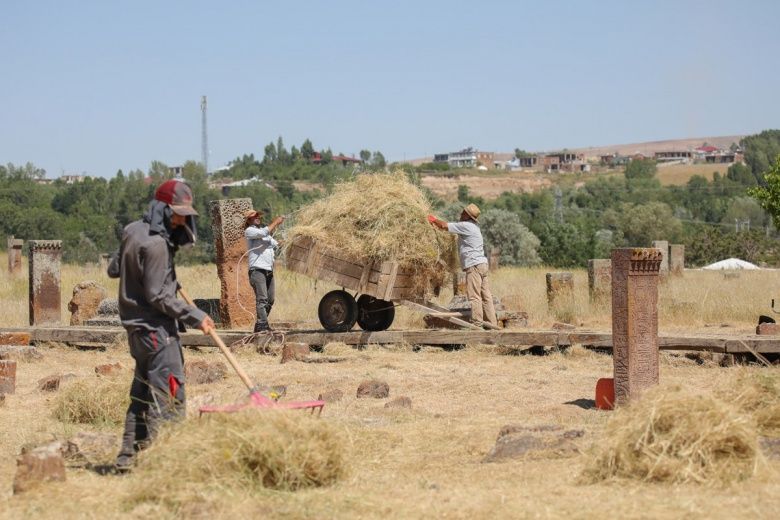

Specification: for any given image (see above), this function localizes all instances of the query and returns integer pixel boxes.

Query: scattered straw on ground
[52,377,128,427]
[580,385,762,485]
[283,172,457,292]
[728,369,780,437]
[128,410,347,510]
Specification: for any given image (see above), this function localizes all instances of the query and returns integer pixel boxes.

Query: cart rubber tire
[318,290,358,332]
[356,294,395,331]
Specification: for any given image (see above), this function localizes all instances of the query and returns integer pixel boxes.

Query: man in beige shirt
[428,203,497,328]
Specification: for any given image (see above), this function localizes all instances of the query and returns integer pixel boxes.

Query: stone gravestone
[669,244,685,276]
[7,236,23,274]
[210,198,255,329]
[546,272,573,308]
[488,247,500,271]
[28,241,62,326]
[68,281,107,326]
[611,248,661,405]
[650,240,669,275]
[587,259,611,303]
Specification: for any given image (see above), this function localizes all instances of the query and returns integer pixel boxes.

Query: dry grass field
[1,254,779,518]
[656,163,730,186]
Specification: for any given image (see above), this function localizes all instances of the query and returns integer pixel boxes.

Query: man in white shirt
[428,203,497,328]
[244,209,285,332]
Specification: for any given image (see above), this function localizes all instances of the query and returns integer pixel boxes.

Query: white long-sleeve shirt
[245,225,278,271]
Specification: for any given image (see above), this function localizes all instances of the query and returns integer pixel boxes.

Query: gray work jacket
[108,219,206,333]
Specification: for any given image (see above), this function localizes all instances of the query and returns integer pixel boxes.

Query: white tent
[701,258,760,270]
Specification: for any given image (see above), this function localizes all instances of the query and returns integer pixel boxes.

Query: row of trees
[3,130,780,268]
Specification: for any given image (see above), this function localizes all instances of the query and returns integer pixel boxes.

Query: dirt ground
[1,342,778,519]
[420,173,552,199]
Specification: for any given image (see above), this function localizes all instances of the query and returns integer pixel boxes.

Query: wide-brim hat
[244,209,263,221]
[464,203,480,220]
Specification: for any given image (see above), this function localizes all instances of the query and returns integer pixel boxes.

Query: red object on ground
[595,378,614,410]
[427,214,436,223]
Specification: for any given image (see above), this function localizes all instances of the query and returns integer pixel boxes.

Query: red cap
[155,180,198,216]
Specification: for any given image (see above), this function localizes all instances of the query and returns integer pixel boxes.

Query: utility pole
[201,95,209,175]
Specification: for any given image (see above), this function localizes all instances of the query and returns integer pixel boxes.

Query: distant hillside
[406,135,745,165]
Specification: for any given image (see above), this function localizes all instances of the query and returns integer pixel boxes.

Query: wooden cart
[285,236,483,332]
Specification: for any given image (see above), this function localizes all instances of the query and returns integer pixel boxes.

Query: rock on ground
[185,360,227,385]
[357,379,390,399]
[482,424,584,463]
[318,388,344,403]
[13,441,67,494]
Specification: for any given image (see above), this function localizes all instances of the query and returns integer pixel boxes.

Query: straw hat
[244,209,263,222]
[463,203,480,221]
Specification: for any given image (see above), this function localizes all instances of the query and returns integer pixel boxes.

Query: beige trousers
[465,262,497,326]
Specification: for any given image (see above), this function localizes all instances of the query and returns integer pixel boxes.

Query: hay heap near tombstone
[282,171,458,294]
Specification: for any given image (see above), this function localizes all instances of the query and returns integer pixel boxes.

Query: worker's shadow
[564,398,596,410]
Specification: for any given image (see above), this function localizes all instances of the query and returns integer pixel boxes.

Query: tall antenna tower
[201,95,209,174]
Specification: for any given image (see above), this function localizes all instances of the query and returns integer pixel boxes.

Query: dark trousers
[249,268,275,328]
[117,325,186,462]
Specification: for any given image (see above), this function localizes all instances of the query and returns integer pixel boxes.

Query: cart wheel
[356,295,395,331]
[318,290,358,332]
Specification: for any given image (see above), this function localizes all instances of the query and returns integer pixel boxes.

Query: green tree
[479,209,541,266]
[749,154,780,227]
[360,150,371,163]
[276,136,289,165]
[741,129,780,184]
[301,139,315,160]
[726,162,756,186]
[616,201,682,246]
[371,151,386,168]
[263,142,277,164]
[624,158,657,180]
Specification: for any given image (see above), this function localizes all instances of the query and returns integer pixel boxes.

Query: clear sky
[2,0,778,178]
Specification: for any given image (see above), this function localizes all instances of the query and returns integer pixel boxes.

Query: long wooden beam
[2,326,779,354]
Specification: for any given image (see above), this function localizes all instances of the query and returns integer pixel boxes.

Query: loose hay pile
[52,377,128,426]
[729,370,780,437]
[129,410,347,509]
[580,385,761,485]
[283,172,457,292]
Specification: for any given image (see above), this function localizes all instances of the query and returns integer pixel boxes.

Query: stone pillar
[28,240,62,326]
[488,247,500,271]
[588,259,611,303]
[0,359,16,394]
[651,240,669,274]
[210,198,255,328]
[611,248,661,405]
[7,236,23,274]
[546,272,573,308]
[669,244,684,276]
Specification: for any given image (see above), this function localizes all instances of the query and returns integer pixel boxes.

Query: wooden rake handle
[178,286,256,392]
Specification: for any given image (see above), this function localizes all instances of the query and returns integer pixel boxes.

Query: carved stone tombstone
[611,248,661,405]
[650,240,669,275]
[28,241,62,326]
[488,247,500,271]
[588,259,611,303]
[546,272,573,308]
[7,236,23,274]
[210,198,255,328]
[669,244,685,276]
[68,281,107,326]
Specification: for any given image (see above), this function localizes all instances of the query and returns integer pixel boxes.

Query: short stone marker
[482,424,584,462]
[28,240,62,326]
[651,240,669,274]
[184,360,227,384]
[0,359,17,394]
[7,236,23,274]
[546,272,574,308]
[669,244,685,276]
[587,259,611,303]
[210,198,256,329]
[611,248,661,405]
[280,342,311,363]
[68,281,107,326]
[318,388,344,403]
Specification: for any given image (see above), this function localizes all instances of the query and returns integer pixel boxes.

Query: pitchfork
[178,287,325,416]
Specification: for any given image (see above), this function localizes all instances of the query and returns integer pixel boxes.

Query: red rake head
[199,391,325,416]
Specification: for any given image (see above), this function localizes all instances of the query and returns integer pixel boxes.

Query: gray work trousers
[117,324,186,462]
[249,268,275,328]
